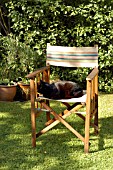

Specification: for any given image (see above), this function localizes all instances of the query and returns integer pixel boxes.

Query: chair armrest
[86,67,98,81]
[26,66,50,79]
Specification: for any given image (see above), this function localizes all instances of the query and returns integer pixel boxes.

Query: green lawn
[0,94,113,170]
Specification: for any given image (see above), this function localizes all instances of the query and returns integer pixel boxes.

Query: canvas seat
[26,43,99,153]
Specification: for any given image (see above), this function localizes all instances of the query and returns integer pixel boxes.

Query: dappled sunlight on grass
[0,94,113,170]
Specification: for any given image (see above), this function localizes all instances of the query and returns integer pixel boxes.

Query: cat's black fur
[38,80,83,99]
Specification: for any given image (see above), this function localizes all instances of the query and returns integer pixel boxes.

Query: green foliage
[3,0,113,92]
[0,34,44,81]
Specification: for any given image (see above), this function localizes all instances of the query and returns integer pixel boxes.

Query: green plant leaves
[2,0,113,93]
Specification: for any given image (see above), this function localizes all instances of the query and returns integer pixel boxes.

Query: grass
[0,93,113,170]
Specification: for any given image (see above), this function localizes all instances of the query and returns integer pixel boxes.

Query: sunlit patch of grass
[0,94,113,170]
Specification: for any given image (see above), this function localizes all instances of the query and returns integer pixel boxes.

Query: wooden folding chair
[26,43,99,153]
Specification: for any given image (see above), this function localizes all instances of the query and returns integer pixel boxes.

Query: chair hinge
[35,108,50,112]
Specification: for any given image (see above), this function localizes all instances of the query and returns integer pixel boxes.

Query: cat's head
[38,80,51,94]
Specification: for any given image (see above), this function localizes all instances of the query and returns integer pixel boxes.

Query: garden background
[0,0,113,92]
[0,1,113,170]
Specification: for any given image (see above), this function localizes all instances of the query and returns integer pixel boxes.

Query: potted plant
[17,78,30,101]
[0,35,33,101]
[0,34,44,101]
[0,79,17,101]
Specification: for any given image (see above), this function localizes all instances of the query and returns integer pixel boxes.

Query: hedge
[2,0,113,92]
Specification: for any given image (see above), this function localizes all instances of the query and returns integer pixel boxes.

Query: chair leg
[31,111,36,147]
[84,111,90,153]
[46,100,51,121]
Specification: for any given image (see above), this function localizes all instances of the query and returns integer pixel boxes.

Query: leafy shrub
[3,0,113,92]
[0,34,45,81]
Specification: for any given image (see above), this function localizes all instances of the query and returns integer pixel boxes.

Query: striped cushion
[46,44,98,67]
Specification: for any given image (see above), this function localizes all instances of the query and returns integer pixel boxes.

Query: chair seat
[36,91,87,103]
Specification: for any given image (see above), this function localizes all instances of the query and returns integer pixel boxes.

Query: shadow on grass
[0,99,113,170]
[0,101,88,170]
[98,93,113,151]
[98,116,113,151]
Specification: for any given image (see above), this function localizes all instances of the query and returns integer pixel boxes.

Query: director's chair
[26,43,99,153]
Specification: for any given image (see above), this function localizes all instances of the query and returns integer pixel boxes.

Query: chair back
[46,43,98,68]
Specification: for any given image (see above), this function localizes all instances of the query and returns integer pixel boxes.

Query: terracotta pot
[18,82,30,101]
[0,85,17,102]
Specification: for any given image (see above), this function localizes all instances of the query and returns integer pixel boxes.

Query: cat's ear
[39,80,44,87]
[40,80,45,84]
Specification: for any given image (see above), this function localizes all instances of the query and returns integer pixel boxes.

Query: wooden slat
[86,67,98,80]
[37,101,85,142]
[84,79,91,153]
[26,66,50,79]
[30,79,36,147]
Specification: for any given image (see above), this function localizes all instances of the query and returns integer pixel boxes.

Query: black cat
[38,80,83,99]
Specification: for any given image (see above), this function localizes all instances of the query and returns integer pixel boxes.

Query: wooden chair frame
[26,45,99,153]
